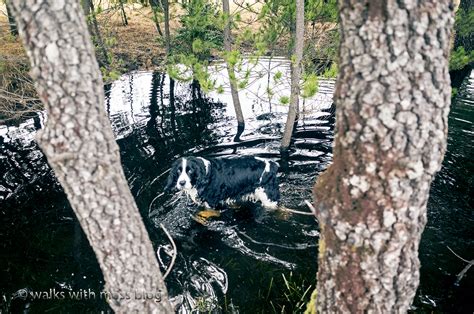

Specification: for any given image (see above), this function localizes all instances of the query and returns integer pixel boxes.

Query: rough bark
[311,0,454,312]
[8,0,173,312]
[223,0,245,139]
[281,0,304,151]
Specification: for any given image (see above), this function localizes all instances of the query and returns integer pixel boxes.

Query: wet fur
[165,156,280,209]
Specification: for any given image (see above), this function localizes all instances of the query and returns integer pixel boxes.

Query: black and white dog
[165,156,280,209]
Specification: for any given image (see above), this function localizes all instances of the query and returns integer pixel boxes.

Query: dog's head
[164,157,209,191]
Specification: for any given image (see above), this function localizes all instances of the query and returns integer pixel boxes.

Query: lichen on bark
[8,0,173,312]
[312,0,454,312]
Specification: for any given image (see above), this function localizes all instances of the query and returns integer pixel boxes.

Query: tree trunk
[162,0,171,55]
[5,1,18,36]
[310,1,454,312]
[280,0,304,151]
[8,0,173,312]
[80,0,93,35]
[223,0,245,140]
[119,0,128,26]
[150,0,164,37]
[83,0,110,67]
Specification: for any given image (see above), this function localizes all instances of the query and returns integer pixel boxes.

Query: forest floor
[0,2,266,76]
[0,2,336,121]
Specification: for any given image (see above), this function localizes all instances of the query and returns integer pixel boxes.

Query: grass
[261,271,315,313]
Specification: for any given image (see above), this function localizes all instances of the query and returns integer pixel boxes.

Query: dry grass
[95,3,167,70]
[0,9,40,122]
[0,1,336,121]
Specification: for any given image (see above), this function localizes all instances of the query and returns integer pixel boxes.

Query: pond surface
[0,58,472,313]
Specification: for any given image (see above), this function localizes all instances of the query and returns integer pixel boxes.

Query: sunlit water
[0,58,472,312]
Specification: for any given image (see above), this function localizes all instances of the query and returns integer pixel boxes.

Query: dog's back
[165,156,280,209]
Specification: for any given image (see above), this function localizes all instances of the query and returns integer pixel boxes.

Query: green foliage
[193,61,216,92]
[279,95,290,105]
[257,0,294,52]
[223,49,241,68]
[238,79,248,89]
[452,87,458,98]
[450,46,474,71]
[173,0,223,60]
[257,0,338,55]
[450,7,474,71]
[192,38,204,53]
[93,32,125,83]
[104,36,117,47]
[101,67,121,81]
[321,62,338,78]
[167,0,224,90]
[273,71,283,81]
[167,62,193,82]
[305,0,338,24]
[266,86,274,97]
[302,73,319,98]
[455,8,474,39]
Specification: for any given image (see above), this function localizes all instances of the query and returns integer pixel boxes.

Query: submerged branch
[160,223,177,279]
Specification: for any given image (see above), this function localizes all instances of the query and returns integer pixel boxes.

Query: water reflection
[0,59,472,313]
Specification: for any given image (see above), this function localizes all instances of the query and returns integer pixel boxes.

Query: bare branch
[160,223,177,280]
[279,204,315,216]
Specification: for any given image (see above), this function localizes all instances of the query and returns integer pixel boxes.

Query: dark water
[0,58,472,313]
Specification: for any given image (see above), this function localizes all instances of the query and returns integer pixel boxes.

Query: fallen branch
[148,191,165,215]
[278,202,315,216]
[160,223,177,280]
[447,246,474,285]
[304,200,316,215]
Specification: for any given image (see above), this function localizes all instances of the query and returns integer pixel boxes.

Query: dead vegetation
[0,1,336,122]
[0,11,40,122]
[94,3,168,70]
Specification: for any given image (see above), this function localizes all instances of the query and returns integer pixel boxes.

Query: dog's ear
[164,169,177,191]
[195,159,210,193]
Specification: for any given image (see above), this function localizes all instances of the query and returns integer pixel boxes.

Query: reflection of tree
[146,72,165,147]
[143,72,226,161]
[104,83,111,117]
[169,77,177,137]
[0,117,51,201]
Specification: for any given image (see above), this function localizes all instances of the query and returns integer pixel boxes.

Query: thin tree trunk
[119,0,128,26]
[90,0,109,66]
[280,0,304,152]
[310,1,454,312]
[84,0,109,67]
[223,0,245,141]
[150,0,164,37]
[5,1,18,37]
[80,0,93,35]
[162,0,171,55]
[8,0,173,312]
